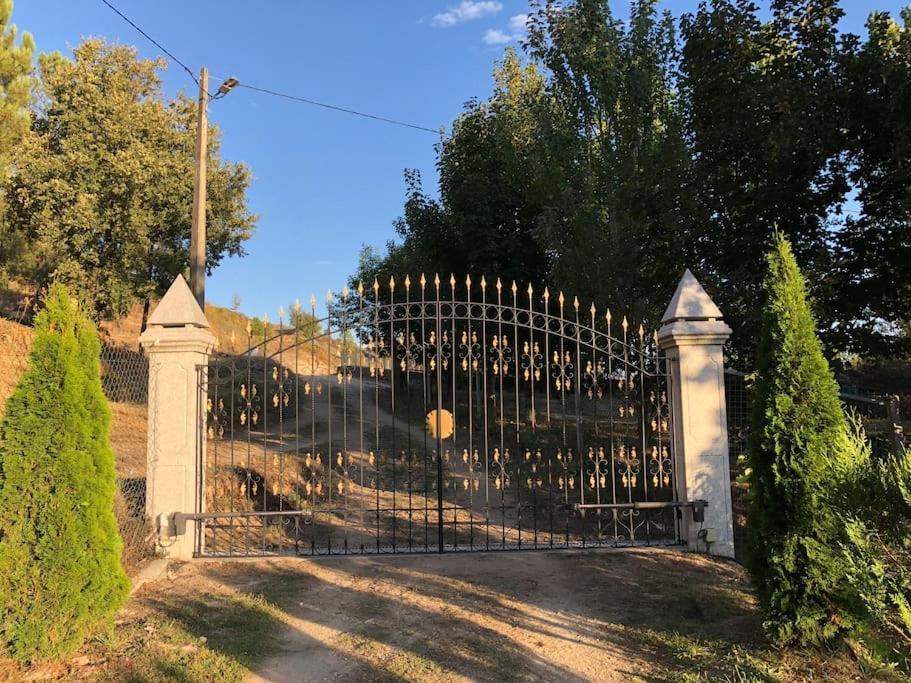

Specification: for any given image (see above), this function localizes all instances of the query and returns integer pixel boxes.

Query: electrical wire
[98,0,440,135]
[99,0,199,87]
[233,83,440,135]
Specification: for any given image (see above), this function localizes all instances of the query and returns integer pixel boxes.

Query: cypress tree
[0,284,129,661]
[747,234,866,645]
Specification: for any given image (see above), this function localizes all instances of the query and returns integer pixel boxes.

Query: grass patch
[634,628,780,682]
[140,591,285,671]
[92,615,251,682]
[0,588,287,681]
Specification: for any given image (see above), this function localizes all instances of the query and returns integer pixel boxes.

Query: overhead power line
[98,0,439,135]
[99,0,199,87]
[233,83,440,135]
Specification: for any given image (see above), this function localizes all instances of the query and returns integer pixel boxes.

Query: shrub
[746,234,867,645]
[0,284,129,661]
[840,431,911,647]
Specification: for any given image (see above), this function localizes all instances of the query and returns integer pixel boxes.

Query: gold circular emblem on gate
[425,409,454,440]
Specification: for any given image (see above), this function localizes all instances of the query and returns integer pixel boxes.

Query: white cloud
[508,13,528,33]
[483,28,513,44]
[482,13,528,45]
[432,1,503,27]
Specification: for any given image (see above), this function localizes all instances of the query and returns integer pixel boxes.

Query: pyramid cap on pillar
[146,275,210,329]
[661,270,723,324]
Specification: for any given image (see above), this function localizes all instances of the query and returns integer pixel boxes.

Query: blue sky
[12,0,906,320]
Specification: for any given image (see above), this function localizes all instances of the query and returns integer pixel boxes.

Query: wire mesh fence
[724,367,906,560]
[100,344,153,573]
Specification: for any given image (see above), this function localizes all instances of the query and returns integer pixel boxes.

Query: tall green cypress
[747,234,866,645]
[0,284,129,661]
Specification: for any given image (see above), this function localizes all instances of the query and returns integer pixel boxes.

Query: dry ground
[7,548,901,683]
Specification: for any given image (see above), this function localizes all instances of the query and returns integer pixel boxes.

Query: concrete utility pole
[190,67,209,309]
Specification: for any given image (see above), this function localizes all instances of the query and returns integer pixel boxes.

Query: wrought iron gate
[197,275,680,557]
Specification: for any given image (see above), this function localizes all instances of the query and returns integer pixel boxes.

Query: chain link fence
[724,367,907,560]
[100,345,152,573]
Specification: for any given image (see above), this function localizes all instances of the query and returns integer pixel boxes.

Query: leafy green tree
[680,0,849,363]
[836,9,911,358]
[527,0,695,324]
[747,234,866,645]
[357,49,550,292]
[364,2,695,327]
[1,39,256,322]
[0,284,129,661]
[0,0,34,284]
[0,0,32,171]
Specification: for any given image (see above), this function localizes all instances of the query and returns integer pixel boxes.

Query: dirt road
[163,548,761,682]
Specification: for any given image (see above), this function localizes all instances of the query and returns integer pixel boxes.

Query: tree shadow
[187,548,764,681]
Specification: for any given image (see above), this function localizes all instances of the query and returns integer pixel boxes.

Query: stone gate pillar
[657,270,735,558]
[139,275,215,559]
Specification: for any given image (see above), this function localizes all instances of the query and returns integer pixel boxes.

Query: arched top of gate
[218,274,664,374]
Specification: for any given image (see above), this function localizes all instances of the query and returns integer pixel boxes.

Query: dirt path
[164,548,761,682]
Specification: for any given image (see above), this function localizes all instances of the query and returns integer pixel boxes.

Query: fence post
[657,270,735,558]
[139,275,215,560]
[887,395,905,455]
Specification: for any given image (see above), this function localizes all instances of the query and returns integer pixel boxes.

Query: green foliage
[0,284,129,661]
[746,235,866,645]
[1,39,256,320]
[361,0,911,361]
[838,431,911,647]
[357,48,550,293]
[248,316,273,340]
[361,2,692,327]
[680,0,849,363]
[837,9,911,358]
[289,303,320,338]
[527,0,694,324]
[0,0,32,171]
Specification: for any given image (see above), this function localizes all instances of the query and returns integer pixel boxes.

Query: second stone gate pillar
[657,270,735,558]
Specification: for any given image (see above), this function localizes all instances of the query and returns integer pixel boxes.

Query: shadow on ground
[129,548,780,682]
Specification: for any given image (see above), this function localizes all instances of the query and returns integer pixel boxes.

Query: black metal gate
[197,275,680,557]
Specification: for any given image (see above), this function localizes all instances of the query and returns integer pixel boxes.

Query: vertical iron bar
[326,293,333,554]
[607,313,618,543]
[261,320,268,554]
[435,275,445,553]
[512,283,521,549]
[389,278,397,552]
[374,281,381,552]
[496,280,506,548]
[419,277,430,552]
[405,278,414,551]
[341,291,349,555]
[466,277,475,550]
[293,309,300,550]
[309,298,317,554]
[451,276,458,550]
[481,277,490,550]
[574,300,585,548]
